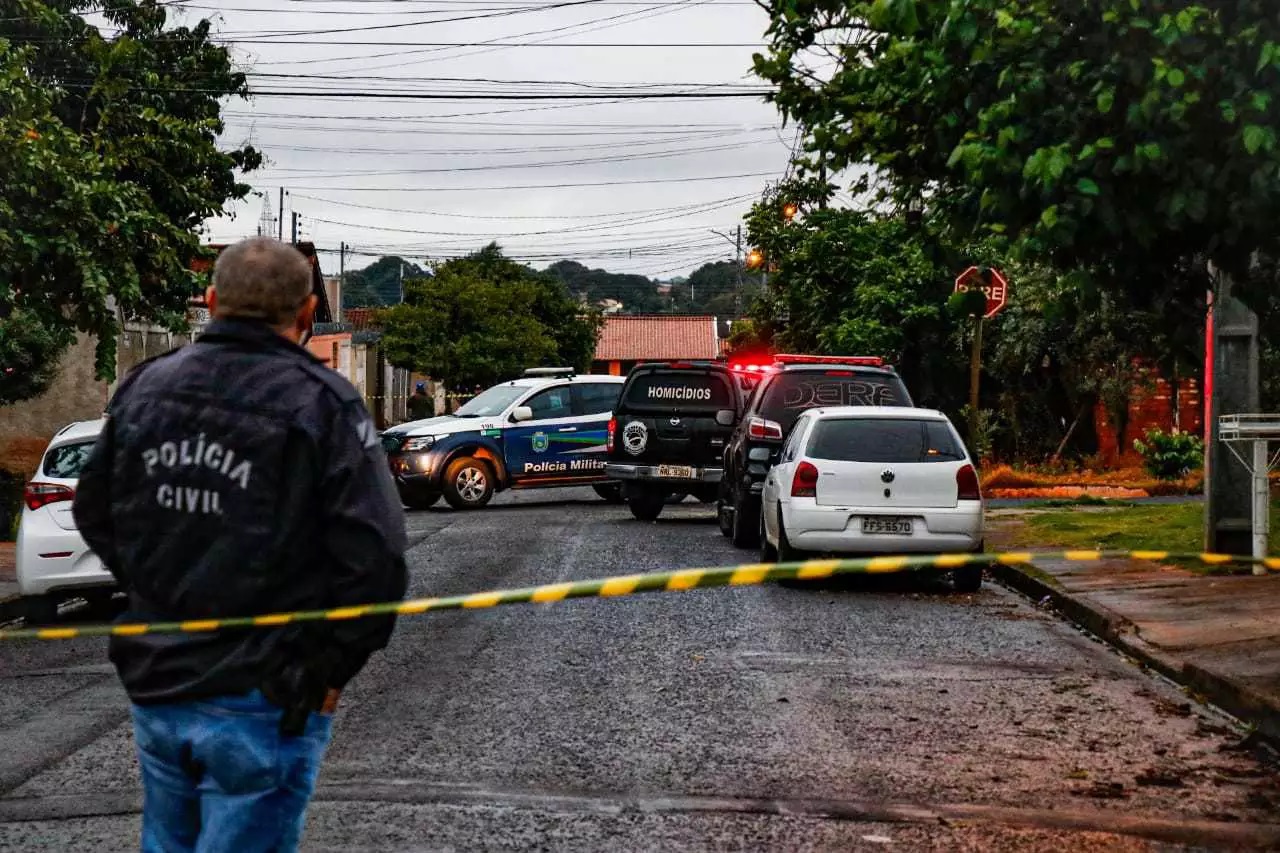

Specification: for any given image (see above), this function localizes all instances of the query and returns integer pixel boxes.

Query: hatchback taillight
[24,482,75,511]
[748,416,784,441]
[606,417,617,452]
[791,461,819,497]
[956,464,981,501]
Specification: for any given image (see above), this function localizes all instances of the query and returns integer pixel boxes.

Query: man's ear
[205,285,218,316]
[296,294,319,333]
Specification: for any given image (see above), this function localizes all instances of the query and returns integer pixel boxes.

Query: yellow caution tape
[2,550,1277,642]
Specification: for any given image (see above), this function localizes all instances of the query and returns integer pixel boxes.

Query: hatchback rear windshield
[760,371,908,430]
[621,371,734,411]
[42,440,97,479]
[806,418,964,463]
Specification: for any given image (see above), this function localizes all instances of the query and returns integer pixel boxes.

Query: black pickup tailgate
[611,367,737,467]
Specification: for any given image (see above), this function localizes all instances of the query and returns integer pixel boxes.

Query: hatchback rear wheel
[952,541,985,593]
[759,509,777,562]
[775,510,804,563]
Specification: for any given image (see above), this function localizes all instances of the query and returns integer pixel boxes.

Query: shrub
[1133,428,1204,481]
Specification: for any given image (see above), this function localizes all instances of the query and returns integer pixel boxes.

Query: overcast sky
[144,0,796,279]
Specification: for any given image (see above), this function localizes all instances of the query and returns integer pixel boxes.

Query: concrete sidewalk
[988,552,1280,743]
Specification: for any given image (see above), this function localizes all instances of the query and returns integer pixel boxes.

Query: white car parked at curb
[760,406,985,592]
[16,419,115,622]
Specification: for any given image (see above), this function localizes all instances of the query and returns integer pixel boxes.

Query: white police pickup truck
[380,369,625,510]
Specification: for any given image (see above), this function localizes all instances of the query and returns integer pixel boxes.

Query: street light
[782,202,798,221]
[746,249,764,269]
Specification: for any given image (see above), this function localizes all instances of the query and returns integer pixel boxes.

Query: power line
[204,0,628,38]
[257,170,780,191]
[252,139,761,176]
[55,83,772,99]
[249,130,770,155]
[288,191,756,219]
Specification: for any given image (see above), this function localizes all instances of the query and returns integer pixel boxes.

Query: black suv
[605,361,743,521]
[718,355,913,546]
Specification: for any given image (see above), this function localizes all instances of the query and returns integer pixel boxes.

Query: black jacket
[73,319,408,705]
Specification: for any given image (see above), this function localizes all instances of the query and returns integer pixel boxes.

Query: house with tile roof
[591,314,725,376]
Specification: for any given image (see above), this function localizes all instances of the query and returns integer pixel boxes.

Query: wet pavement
[0,488,1277,851]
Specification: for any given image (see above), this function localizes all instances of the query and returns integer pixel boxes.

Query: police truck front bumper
[605,463,722,484]
[388,450,442,487]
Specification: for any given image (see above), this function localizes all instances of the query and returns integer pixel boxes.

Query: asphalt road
[0,488,1277,852]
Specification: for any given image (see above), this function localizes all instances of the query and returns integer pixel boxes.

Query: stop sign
[954,266,1009,319]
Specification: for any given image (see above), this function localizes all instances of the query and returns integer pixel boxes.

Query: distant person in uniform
[408,381,434,421]
[74,237,408,853]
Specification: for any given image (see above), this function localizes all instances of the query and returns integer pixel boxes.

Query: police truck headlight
[401,436,439,452]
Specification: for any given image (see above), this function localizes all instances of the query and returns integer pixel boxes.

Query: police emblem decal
[622,421,648,456]
[531,431,549,453]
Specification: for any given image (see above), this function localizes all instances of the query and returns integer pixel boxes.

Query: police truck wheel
[731,494,760,549]
[402,491,440,511]
[592,483,624,504]
[627,489,665,521]
[443,457,494,510]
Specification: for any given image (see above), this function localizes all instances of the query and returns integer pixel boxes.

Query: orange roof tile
[593,315,721,362]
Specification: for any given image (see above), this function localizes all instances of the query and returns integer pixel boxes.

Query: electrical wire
[255,169,779,191]
[287,191,756,219]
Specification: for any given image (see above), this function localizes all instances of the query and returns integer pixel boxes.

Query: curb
[988,563,1280,745]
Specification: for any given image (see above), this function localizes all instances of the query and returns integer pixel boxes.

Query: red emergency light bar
[772,354,885,367]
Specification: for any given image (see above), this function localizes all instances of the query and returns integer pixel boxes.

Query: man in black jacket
[73,237,408,853]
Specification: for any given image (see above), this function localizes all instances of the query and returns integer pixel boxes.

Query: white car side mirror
[511,406,534,423]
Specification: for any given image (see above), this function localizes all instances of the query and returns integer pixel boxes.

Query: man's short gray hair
[212,237,313,327]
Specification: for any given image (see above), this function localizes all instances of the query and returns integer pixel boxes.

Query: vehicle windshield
[42,440,97,479]
[453,384,531,417]
[621,370,735,412]
[807,417,965,463]
[760,371,908,431]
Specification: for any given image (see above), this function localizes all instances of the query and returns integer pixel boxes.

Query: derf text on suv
[604,361,743,521]
[381,369,624,510]
[718,355,913,547]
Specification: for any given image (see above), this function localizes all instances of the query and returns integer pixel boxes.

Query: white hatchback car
[760,406,985,591]
[16,419,114,621]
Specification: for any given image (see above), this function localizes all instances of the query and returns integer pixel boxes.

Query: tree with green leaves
[753,0,1280,316]
[342,256,427,308]
[743,189,978,410]
[378,245,602,389]
[0,0,259,399]
[546,260,667,313]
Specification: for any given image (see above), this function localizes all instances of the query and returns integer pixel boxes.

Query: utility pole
[278,187,285,241]
[398,262,405,304]
[734,224,743,314]
[338,242,347,318]
[1205,264,1260,554]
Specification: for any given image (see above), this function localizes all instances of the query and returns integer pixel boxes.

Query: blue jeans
[131,690,333,853]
